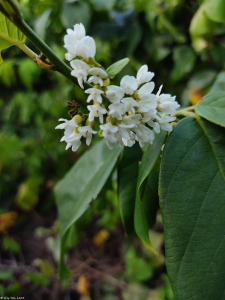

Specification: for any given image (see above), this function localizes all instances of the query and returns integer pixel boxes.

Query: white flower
[87,103,107,124]
[158,115,176,132]
[55,118,82,152]
[141,108,157,122]
[85,88,104,103]
[122,131,136,147]
[137,82,155,100]
[105,86,124,103]
[120,75,138,95]
[66,23,86,40]
[155,85,180,115]
[88,67,108,86]
[122,114,142,125]
[138,99,157,113]
[100,122,118,148]
[147,120,161,134]
[134,124,154,147]
[118,122,134,139]
[70,60,90,89]
[64,34,79,61]
[76,36,96,59]
[73,23,86,40]
[64,34,96,60]
[121,97,138,114]
[108,103,127,120]
[158,95,180,115]
[78,125,97,145]
[136,65,154,86]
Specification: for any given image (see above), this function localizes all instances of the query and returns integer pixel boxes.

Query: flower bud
[98,129,103,137]
[103,78,110,87]
[93,84,102,90]
[106,115,115,124]
[73,114,82,125]
[86,119,95,128]
[74,127,80,133]
[171,122,177,128]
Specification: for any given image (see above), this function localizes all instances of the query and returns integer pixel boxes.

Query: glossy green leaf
[159,117,225,300]
[54,140,121,278]
[205,0,225,23]
[134,131,166,253]
[195,91,225,126]
[118,143,142,236]
[106,58,130,79]
[0,12,26,65]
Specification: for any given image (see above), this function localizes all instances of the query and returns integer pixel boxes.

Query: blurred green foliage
[1,0,225,211]
[1,0,225,297]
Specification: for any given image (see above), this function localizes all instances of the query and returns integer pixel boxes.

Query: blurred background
[0,0,225,299]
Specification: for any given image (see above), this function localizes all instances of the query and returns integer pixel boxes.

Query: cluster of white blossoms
[56,23,180,151]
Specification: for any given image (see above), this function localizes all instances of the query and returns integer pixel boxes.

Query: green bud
[103,78,110,87]
[86,119,95,128]
[73,115,82,125]
[74,127,79,134]
[106,116,115,124]
[93,84,103,90]
[171,122,177,128]
[133,90,140,100]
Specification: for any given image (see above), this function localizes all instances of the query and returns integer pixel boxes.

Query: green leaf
[118,144,142,236]
[134,131,166,253]
[54,140,122,279]
[34,8,52,41]
[106,58,130,79]
[170,45,196,82]
[159,117,225,300]
[195,91,225,126]
[205,0,225,23]
[142,169,159,227]
[209,71,225,93]
[189,2,218,36]
[2,236,20,253]
[25,272,49,285]
[0,12,26,65]
[0,269,13,280]
[61,2,90,30]
[89,0,116,11]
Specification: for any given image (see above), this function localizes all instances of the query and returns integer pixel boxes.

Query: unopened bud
[86,119,95,128]
[106,116,115,124]
[74,127,79,134]
[103,78,110,87]
[93,84,102,90]
[171,122,176,127]
[133,91,140,100]
[73,115,82,125]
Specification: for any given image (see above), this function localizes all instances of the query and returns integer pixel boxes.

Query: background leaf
[205,0,225,23]
[118,144,142,236]
[54,140,121,278]
[159,116,225,300]
[134,131,166,252]
[195,91,225,126]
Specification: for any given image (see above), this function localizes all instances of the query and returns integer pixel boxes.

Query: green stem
[172,110,197,118]
[0,3,110,104]
[17,43,37,59]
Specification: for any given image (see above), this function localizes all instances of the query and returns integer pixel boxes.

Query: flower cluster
[56,23,180,152]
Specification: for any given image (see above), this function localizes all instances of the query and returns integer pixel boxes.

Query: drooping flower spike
[57,23,180,152]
